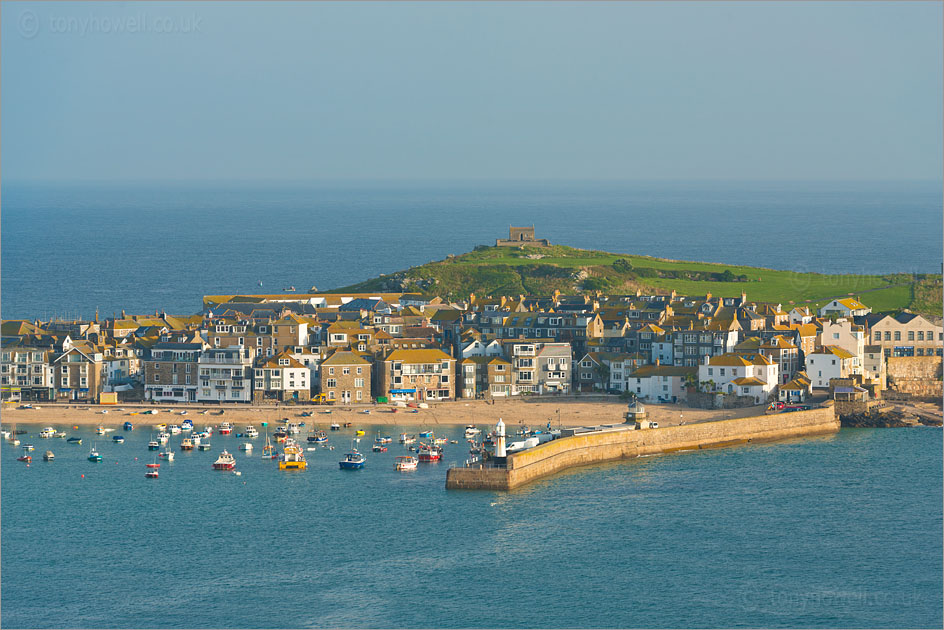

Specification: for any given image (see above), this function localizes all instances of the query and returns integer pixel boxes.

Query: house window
[343,367,350,375]
[356,391,363,401]
[61,366,68,374]
[917,331,924,341]
[61,377,68,386]
[707,368,713,376]
[154,375,161,383]
[355,378,364,388]
[894,331,901,341]
[325,379,336,388]
[908,331,915,341]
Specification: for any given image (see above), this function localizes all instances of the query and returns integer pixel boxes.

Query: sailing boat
[8,423,20,446]
[88,443,103,462]
[261,427,277,459]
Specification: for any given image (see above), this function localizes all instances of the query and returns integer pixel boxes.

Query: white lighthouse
[495,418,506,457]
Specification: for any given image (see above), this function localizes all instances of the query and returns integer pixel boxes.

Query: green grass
[330,244,936,315]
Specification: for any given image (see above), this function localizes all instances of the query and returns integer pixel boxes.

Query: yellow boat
[355,430,365,437]
[278,442,307,470]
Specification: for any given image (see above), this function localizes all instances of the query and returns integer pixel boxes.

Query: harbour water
[1,423,940,628]
[2,180,941,320]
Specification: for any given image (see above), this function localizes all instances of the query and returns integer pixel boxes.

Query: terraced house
[1,343,54,401]
[197,345,253,403]
[379,348,455,402]
[51,342,104,402]
[144,340,205,402]
[319,351,371,404]
[253,350,311,402]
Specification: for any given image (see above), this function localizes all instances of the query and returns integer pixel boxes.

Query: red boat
[213,450,236,470]
[146,463,160,468]
[418,444,442,462]
[17,455,31,463]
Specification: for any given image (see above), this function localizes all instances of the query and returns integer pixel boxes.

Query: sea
[1,180,941,320]
[0,423,941,629]
[1,181,943,629]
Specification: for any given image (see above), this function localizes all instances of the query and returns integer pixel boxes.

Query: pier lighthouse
[495,419,506,457]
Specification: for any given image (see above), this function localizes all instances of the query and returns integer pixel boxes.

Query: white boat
[158,448,175,461]
[244,426,259,438]
[190,434,202,446]
[240,442,253,451]
[464,425,481,438]
[39,427,57,439]
[218,422,233,434]
[395,455,418,471]
[96,426,107,435]
[287,423,301,434]
[158,432,170,445]
[169,424,181,434]
[213,450,236,470]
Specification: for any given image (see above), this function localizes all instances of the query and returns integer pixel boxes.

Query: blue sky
[2,1,942,182]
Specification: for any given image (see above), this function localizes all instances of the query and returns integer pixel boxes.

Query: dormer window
[278,359,289,366]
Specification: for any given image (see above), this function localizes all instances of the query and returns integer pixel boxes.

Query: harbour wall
[446,404,839,490]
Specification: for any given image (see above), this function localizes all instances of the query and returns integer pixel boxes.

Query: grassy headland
[331,245,941,316]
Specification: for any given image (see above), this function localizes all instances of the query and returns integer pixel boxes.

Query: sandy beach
[0,397,765,430]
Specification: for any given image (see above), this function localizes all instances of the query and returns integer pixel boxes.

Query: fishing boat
[212,450,236,470]
[372,443,387,452]
[239,442,253,452]
[218,422,233,435]
[418,444,442,462]
[158,447,175,461]
[433,437,448,445]
[329,423,341,431]
[96,426,106,435]
[112,435,125,443]
[123,421,134,431]
[148,438,160,451]
[464,425,481,438]
[169,424,181,435]
[273,428,288,443]
[419,430,433,438]
[244,425,259,438]
[88,445,103,462]
[180,438,194,451]
[308,430,328,444]
[287,422,301,435]
[155,423,167,431]
[67,437,82,445]
[43,450,55,461]
[39,427,57,439]
[181,419,193,430]
[145,462,160,478]
[278,442,307,470]
[198,442,212,451]
[339,450,366,470]
[157,432,170,445]
[394,455,418,471]
[17,454,32,463]
[23,443,35,452]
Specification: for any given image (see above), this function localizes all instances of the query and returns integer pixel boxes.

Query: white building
[253,350,310,402]
[805,346,856,389]
[819,297,871,318]
[698,353,779,403]
[818,318,864,376]
[198,345,253,403]
[624,364,696,403]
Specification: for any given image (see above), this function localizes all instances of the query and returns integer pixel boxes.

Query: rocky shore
[840,410,942,428]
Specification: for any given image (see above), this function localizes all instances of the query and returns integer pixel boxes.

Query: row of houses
[2,292,940,405]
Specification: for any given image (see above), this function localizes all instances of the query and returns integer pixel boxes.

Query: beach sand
[1,398,765,430]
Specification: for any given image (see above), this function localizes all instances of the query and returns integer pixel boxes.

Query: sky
[2,1,942,183]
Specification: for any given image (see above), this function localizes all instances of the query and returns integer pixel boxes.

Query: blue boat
[123,421,134,431]
[112,435,125,443]
[339,441,365,469]
[67,437,82,445]
[419,431,433,438]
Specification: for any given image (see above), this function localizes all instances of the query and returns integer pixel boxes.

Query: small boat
[419,431,433,438]
[282,285,296,292]
[218,422,233,435]
[286,423,301,435]
[261,430,277,459]
[198,442,212,451]
[169,424,181,435]
[96,426,106,435]
[361,409,371,415]
[43,450,55,461]
[330,423,341,431]
[23,444,35,452]
[17,455,32,463]
[395,456,418,471]
[464,425,481,438]
[180,438,194,451]
[433,437,448,446]
[339,451,366,470]
[39,427,57,439]
[342,422,352,428]
[273,428,288,443]
[278,442,307,470]
[190,434,202,446]
[112,435,125,443]
[180,419,193,430]
[372,443,387,452]
[418,444,442,462]
[213,450,236,470]
[155,423,167,431]
[144,409,159,415]
[244,426,259,438]
[157,432,170,445]
[355,430,365,437]
[308,430,328,444]
[148,439,160,451]
[145,469,159,479]
[67,437,82,445]
[54,431,67,438]
[180,412,191,418]
[158,448,175,461]
[123,421,134,431]
[88,446,103,462]
[239,442,253,451]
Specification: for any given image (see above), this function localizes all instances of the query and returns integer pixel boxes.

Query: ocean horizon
[2,179,941,320]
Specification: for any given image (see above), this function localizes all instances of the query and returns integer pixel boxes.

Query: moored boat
[23,443,35,452]
[418,444,442,462]
[169,424,181,435]
[180,438,194,450]
[372,443,387,452]
[123,421,134,431]
[158,447,175,461]
[67,437,82,445]
[148,438,160,450]
[419,430,433,438]
[88,446,103,462]
[213,450,236,470]
[464,425,481,438]
[157,432,170,444]
[39,427,57,439]
[278,442,307,470]
[198,442,212,451]
[240,442,253,451]
[17,454,32,463]
[43,450,55,461]
[218,422,233,435]
[394,455,418,471]
[244,425,259,438]
[96,426,106,435]
[329,423,341,431]
[339,450,366,469]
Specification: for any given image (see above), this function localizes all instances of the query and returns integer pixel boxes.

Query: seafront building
[1,278,940,405]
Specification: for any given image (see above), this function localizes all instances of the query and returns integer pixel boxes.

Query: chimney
[655,357,660,366]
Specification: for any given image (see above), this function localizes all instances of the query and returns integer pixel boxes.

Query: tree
[613,258,633,273]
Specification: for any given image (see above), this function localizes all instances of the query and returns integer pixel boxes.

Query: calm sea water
[2,180,941,320]
[1,423,940,629]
